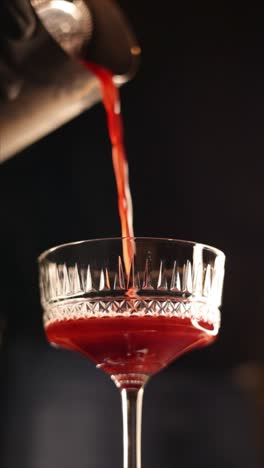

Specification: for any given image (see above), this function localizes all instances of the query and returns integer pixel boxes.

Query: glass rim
[38,237,225,263]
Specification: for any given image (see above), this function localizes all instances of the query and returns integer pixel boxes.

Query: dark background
[0,3,264,468]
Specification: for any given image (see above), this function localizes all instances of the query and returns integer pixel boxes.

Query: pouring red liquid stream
[82,62,135,273]
[44,63,219,387]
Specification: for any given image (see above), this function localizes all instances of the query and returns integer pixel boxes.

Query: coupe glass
[38,237,225,468]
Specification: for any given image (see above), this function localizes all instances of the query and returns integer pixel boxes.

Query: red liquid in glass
[46,316,215,379]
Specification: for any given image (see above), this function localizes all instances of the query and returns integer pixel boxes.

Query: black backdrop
[0,3,263,468]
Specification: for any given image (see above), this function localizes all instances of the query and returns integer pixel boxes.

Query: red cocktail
[46,315,215,386]
[39,238,225,468]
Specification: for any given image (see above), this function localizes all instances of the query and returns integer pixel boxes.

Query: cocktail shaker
[0,0,140,162]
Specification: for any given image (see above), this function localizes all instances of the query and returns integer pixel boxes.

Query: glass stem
[121,387,144,468]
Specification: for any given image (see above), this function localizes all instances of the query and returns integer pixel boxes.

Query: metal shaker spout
[0,0,140,163]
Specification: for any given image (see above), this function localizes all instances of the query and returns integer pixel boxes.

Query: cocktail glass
[38,237,225,468]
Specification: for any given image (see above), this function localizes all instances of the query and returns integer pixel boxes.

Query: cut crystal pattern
[43,297,220,328]
[40,249,224,333]
[40,255,224,304]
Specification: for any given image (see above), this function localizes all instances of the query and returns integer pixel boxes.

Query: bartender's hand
[0,0,36,100]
